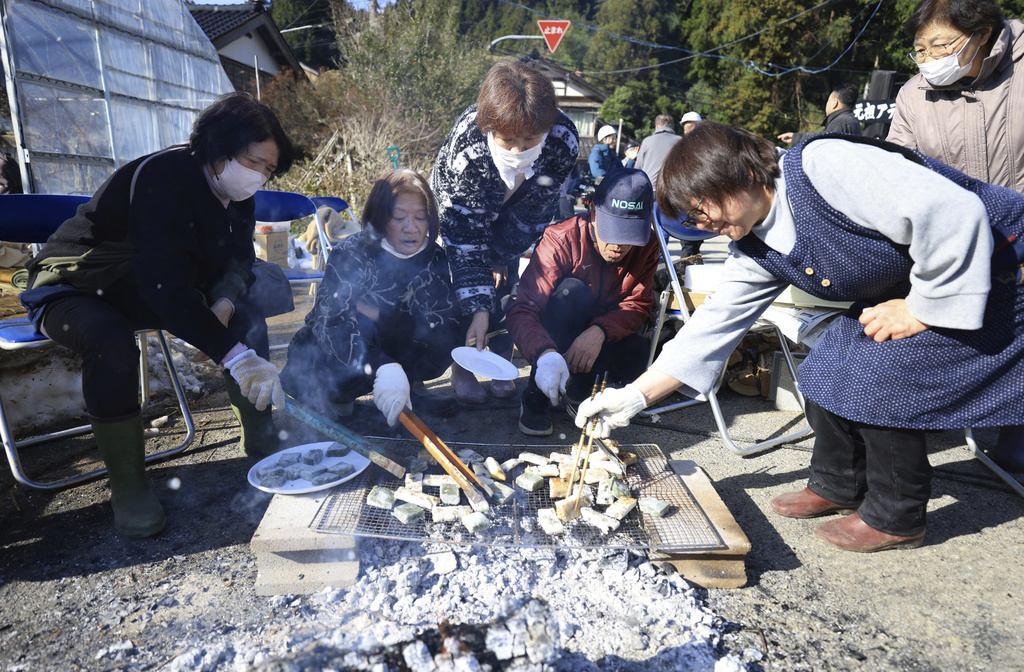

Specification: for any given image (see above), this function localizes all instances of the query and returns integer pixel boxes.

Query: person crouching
[507,168,660,436]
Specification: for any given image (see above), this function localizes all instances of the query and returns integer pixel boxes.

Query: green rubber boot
[225,375,282,458]
[92,413,165,538]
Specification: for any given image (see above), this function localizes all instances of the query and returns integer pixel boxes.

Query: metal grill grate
[310,441,726,552]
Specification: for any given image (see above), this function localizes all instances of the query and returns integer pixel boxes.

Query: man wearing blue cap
[507,168,660,435]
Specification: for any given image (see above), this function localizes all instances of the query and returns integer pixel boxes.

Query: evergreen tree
[269,0,340,70]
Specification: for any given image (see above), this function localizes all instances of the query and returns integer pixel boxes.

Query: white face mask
[487,132,547,189]
[214,158,268,202]
[918,34,976,86]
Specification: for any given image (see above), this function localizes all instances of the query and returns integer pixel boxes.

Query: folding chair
[641,205,813,456]
[310,195,357,234]
[0,194,195,490]
[253,189,330,287]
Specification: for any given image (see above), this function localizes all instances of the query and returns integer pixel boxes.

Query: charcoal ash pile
[162,538,754,671]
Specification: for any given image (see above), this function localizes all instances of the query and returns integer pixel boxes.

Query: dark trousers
[41,278,268,419]
[805,399,931,536]
[526,277,649,399]
[282,312,458,407]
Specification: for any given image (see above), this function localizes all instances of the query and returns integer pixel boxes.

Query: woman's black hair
[189,92,295,176]
[657,122,779,221]
[361,169,440,244]
[906,0,1005,39]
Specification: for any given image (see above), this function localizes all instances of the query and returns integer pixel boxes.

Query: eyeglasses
[680,198,710,230]
[907,32,970,64]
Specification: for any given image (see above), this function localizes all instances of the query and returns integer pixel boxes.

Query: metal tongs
[398,409,492,512]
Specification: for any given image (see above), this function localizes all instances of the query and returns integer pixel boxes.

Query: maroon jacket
[507,214,660,365]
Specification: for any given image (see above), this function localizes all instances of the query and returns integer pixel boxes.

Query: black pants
[805,399,931,536]
[281,312,459,407]
[525,277,649,399]
[41,278,268,419]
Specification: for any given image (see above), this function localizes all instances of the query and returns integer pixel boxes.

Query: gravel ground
[2,286,1023,671]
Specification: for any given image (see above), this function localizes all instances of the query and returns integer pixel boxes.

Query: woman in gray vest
[575,122,1024,553]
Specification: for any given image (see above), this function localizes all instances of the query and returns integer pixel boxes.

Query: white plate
[451,346,519,380]
[247,441,371,495]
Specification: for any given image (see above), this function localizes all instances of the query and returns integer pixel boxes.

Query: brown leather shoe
[770,488,860,518]
[814,513,925,552]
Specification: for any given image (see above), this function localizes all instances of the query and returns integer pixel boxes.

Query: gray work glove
[373,362,411,426]
[535,351,570,405]
[574,384,647,438]
[225,349,285,411]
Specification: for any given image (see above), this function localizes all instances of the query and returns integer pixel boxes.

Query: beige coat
[887,19,1024,194]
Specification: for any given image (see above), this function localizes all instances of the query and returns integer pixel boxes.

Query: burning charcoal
[259,473,286,489]
[299,466,328,481]
[431,505,472,523]
[583,468,609,485]
[325,462,355,479]
[407,457,429,474]
[366,486,396,509]
[275,452,301,467]
[490,481,514,505]
[638,497,671,517]
[537,508,564,535]
[325,442,350,458]
[395,486,440,509]
[282,465,304,481]
[500,458,521,473]
[605,496,637,521]
[256,465,285,480]
[423,474,457,488]
[529,464,559,478]
[460,511,491,533]
[439,483,461,506]
[456,448,485,464]
[582,507,620,534]
[554,496,581,522]
[597,478,615,506]
[301,449,324,466]
[609,477,631,499]
[392,503,425,524]
[484,456,506,481]
[518,452,549,466]
[515,471,544,492]
[405,472,424,492]
[549,477,571,500]
[310,472,340,486]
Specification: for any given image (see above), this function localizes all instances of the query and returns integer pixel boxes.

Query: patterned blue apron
[737,135,1024,429]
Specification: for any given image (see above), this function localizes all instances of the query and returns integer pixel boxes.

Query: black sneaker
[519,391,553,436]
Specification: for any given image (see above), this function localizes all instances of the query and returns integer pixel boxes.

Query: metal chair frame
[0,193,195,490]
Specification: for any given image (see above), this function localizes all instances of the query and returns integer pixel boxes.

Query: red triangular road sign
[538,20,571,53]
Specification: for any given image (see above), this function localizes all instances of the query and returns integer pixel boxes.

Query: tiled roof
[187,4,258,41]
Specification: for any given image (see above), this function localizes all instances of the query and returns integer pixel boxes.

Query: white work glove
[574,384,647,438]
[373,362,410,427]
[535,351,570,405]
[225,349,285,411]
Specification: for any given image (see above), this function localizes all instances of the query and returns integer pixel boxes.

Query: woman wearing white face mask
[430,59,579,405]
[20,92,295,538]
[888,0,1024,470]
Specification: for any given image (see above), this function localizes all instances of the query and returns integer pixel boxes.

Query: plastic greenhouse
[0,0,233,195]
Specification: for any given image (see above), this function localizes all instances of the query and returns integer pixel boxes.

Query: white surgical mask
[917,34,976,86]
[487,132,547,189]
[213,158,268,202]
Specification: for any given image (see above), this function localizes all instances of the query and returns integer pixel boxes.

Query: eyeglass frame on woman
[680,197,710,230]
[907,32,971,64]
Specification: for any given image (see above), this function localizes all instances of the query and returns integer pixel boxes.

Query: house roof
[186,3,302,75]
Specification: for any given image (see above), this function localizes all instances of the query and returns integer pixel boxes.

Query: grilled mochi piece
[460,511,491,533]
[515,471,544,492]
[301,449,324,466]
[395,486,440,509]
[638,497,671,517]
[325,442,350,458]
[581,507,620,534]
[605,496,637,521]
[276,452,301,467]
[325,462,355,479]
[537,508,564,535]
[393,503,425,524]
[310,471,340,486]
[366,486,396,509]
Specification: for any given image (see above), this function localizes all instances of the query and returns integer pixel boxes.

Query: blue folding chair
[0,194,195,489]
[641,205,813,456]
[309,195,358,237]
[253,190,330,287]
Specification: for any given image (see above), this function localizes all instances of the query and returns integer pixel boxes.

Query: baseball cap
[680,111,702,125]
[592,168,654,246]
[597,125,616,141]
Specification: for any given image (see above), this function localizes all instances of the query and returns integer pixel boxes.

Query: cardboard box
[254,232,289,268]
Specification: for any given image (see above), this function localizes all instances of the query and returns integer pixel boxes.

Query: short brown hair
[657,122,780,220]
[476,60,558,137]
[361,169,440,243]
